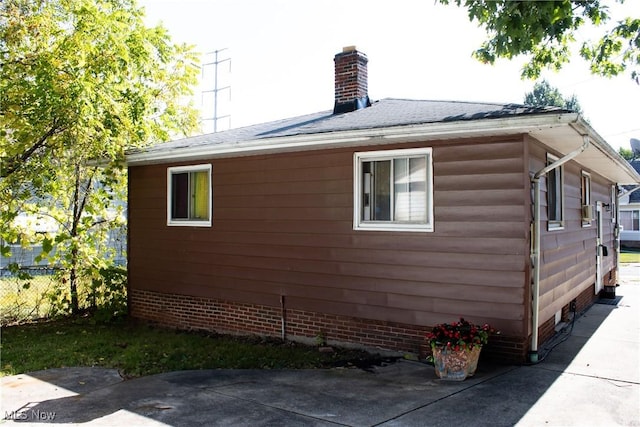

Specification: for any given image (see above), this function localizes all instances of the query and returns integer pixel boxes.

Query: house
[125,47,640,363]
[620,160,640,249]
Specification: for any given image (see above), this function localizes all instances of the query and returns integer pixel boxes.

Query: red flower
[425,317,499,351]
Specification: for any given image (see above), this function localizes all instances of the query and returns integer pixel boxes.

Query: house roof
[128,98,562,154]
[126,98,640,185]
[627,161,640,203]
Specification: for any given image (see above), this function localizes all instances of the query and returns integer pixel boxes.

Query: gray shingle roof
[129,98,565,156]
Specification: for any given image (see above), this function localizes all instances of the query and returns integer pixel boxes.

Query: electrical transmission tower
[201,49,231,133]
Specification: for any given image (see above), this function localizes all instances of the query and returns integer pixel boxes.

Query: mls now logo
[5,409,56,421]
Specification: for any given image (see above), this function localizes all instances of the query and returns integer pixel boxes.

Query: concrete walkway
[2,275,639,426]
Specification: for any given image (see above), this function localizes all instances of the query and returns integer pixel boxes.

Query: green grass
[620,251,640,263]
[0,316,383,378]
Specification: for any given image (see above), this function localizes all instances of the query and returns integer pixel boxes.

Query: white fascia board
[569,116,640,184]
[126,113,575,166]
[128,111,640,184]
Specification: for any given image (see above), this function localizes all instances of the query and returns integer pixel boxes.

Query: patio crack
[371,366,520,427]
[205,387,351,426]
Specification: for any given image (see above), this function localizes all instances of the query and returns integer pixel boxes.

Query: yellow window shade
[192,171,209,219]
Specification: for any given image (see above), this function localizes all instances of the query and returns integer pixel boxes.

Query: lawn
[0,316,388,378]
[620,251,640,263]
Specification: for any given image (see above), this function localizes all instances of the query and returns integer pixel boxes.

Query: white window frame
[353,147,434,232]
[546,154,564,231]
[581,171,592,228]
[167,164,212,227]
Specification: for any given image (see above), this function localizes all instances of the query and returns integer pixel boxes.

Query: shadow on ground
[3,292,634,426]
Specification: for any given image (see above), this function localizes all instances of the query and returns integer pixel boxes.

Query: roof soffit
[529,118,640,185]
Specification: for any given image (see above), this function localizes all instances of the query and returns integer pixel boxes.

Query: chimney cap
[342,45,357,53]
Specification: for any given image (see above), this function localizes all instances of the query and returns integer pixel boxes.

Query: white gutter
[529,135,590,363]
[126,114,574,166]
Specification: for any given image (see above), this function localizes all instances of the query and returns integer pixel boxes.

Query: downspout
[529,135,590,363]
[280,295,287,341]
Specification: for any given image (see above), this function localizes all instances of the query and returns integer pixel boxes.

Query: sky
[140,0,639,151]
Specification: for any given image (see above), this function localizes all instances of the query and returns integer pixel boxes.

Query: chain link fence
[1,227,128,325]
[0,265,127,325]
[0,267,63,324]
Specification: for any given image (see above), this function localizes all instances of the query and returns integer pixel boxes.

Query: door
[595,201,604,295]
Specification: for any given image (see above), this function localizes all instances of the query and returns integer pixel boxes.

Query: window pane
[171,173,189,219]
[373,160,391,221]
[394,157,427,222]
[547,168,562,221]
[634,210,640,231]
[191,171,209,219]
[371,160,391,221]
[621,211,633,230]
[361,162,372,220]
[581,174,590,205]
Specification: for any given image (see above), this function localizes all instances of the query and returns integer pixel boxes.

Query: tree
[618,147,634,160]
[440,0,640,82]
[524,79,583,114]
[0,0,200,313]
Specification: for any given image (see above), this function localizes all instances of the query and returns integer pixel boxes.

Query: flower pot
[432,345,482,381]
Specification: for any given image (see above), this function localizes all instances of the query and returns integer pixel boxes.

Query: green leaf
[1,0,200,314]
[1,244,11,258]
[41,237,53,254]
[440,0,638,81]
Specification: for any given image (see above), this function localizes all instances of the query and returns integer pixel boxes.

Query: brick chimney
[333,46,371,114]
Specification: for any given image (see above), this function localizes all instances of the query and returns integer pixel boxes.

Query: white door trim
[595,201,604,295]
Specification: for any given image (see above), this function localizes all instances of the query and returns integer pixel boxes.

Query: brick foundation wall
[129,288,529,364]
[481,335,528,364]
[285,309,425,353]
[574,282,599,313]
[129,289,282,336]
[129,288,426,353]
[537,315,557,348]
[605,268,618,287]
[130,285,603,364]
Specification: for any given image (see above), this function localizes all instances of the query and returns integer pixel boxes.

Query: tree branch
[2,122,66,177]
[76,167,96,225]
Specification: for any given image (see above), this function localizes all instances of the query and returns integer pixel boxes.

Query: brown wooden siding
[128,137,531,337]
[529,140,616,325]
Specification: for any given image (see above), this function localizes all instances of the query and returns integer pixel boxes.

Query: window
[581,171,591,227]
[167,164,212,226]
[546,154,564,230]
[621,210,640,231]
[354,148,433,232]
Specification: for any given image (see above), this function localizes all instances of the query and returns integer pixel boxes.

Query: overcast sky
[140,0,639,151]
